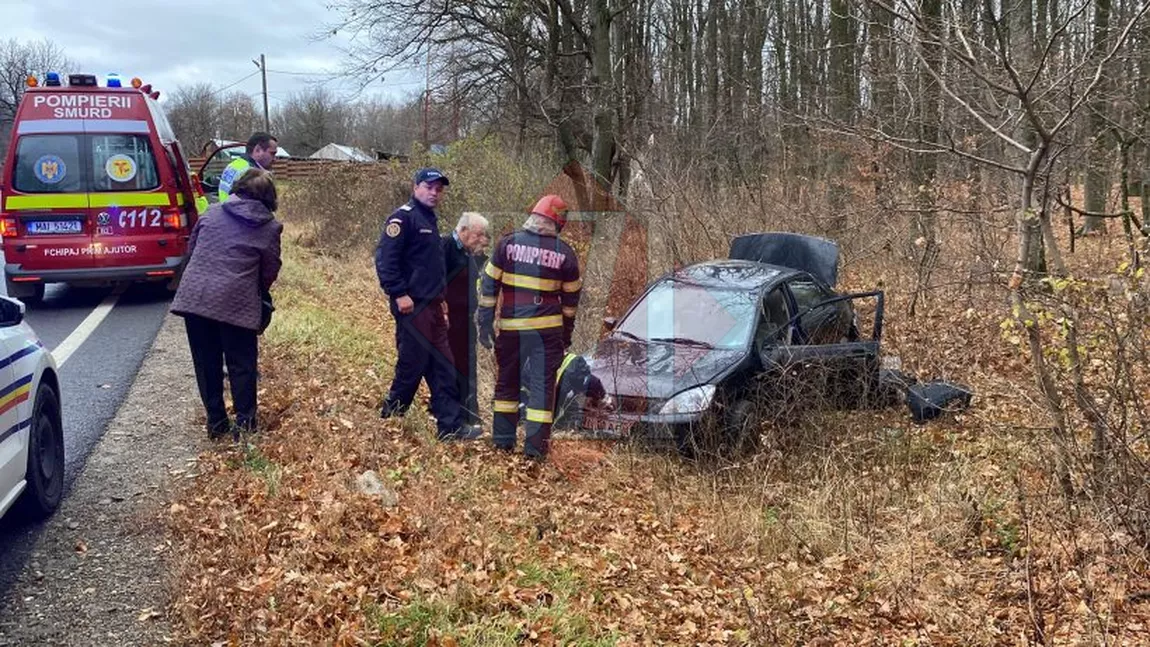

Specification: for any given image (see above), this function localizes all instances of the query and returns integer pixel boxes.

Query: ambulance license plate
[27,220,83,235]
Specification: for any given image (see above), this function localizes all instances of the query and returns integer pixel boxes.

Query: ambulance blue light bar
[107,73,122,88]
[44,72,61,87]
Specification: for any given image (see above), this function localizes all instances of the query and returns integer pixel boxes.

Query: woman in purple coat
[171,169,283,439]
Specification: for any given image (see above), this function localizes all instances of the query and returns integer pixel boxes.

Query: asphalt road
[0,282,172,596]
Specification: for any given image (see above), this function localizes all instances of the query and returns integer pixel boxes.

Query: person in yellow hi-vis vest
[218,132,278,202]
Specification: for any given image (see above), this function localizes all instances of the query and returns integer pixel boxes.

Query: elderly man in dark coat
[171,169,283,439]
[442,212,490,425]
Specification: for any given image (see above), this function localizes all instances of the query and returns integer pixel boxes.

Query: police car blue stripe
[0,374,34,399]
[0,418,33,445]
[0,344,39,371]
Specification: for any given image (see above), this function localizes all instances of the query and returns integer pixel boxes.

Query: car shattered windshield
[614,280,758,350]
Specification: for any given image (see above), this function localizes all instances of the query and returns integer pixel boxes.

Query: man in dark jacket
[172,169,282,439]
[442,212,490,425]
[374,168,480,441]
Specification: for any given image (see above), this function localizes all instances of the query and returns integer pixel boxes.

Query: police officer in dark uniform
[375,168,481,441]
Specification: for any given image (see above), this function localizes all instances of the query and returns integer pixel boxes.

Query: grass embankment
[165,215,1150,642]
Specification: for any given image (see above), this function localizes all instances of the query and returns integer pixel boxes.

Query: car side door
[0,298,27,513]
[764,275,883,408]
[197,143,245,203]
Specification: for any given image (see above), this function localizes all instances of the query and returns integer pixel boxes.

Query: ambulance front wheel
[6,281,45,305]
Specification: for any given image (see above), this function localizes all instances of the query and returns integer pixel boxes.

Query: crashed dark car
[571,233,887,455]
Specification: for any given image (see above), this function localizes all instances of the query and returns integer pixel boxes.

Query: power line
[266,69,329,76]
[266,64,425,77]
[210,70,261,97]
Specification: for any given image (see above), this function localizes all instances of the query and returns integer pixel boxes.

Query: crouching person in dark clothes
[552,352,607,430]
[171,169,283,440]
[443,212,490,425]
[376,167,482,442]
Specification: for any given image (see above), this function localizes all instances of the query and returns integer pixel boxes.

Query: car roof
[668,259,798,290]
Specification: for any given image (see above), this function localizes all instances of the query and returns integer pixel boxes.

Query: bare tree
[273,86,354,157]
[0,38,72,156]
[166,83,221,155]
[217,91,260,142]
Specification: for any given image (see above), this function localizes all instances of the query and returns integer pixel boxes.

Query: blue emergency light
[107,73,121,88]
[44,72,61,87]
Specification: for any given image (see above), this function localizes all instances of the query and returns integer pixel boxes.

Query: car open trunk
[729,232,840,287]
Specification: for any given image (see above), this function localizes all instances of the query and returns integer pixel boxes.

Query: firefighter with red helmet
[478,195,582,459]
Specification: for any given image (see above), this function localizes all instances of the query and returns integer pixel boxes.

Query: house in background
[308,143,374,162]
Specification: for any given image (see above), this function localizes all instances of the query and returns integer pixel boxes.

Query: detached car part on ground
[567,233,968,458]
[0,295,65,521]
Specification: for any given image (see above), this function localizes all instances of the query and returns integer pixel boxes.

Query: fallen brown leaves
[165,228,1150,646]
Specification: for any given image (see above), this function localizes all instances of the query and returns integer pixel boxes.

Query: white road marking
[51,289,123,367]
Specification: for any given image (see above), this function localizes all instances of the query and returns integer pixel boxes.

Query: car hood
[589,337,746,403]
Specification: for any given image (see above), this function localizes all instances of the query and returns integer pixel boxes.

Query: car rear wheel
[15,382,65,520]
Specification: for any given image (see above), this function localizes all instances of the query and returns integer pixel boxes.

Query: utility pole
[452,42,460,140]
[253,54,269,132]
[422,48,431,148]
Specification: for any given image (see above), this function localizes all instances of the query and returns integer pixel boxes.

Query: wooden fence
[188,156,390,182]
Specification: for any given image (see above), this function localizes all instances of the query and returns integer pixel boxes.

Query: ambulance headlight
[657,385,716,415]
[107,73,121,88]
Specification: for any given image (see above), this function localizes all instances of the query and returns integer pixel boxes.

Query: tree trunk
[909,0,943,315]
[591,0,615,183]
[544,2,579,163]
[1083,0,1113,234]
[868,0,896,131]
[828,0,855,233]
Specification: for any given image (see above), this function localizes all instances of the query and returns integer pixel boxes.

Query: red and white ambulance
[0,72,208,303]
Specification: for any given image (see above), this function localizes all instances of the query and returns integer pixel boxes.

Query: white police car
[0,295,64,520]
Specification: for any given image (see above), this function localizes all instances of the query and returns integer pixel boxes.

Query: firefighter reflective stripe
[556,353,577,383]
[562,279,582,292]
[493,400,519,414]
[4,192,173,210]
[562,306,578,318]
[479,295,497,308]
[526,408,554,424]
[501,272,561,291]
[499,315,563,330]
[484,261,503,280]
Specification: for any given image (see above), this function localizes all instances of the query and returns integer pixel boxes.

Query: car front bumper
[579,408,710,438]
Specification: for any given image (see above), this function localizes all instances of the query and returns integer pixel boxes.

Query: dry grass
[165,145,1150,645]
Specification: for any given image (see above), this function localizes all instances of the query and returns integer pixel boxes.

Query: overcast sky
[0,0,423,106]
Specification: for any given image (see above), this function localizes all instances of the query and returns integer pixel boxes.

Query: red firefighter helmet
[531,194,569,228]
